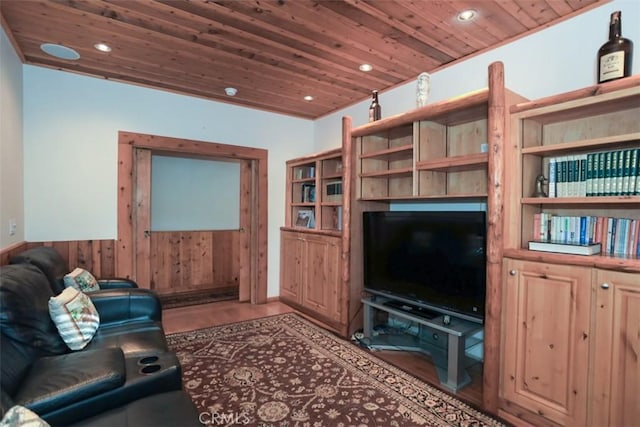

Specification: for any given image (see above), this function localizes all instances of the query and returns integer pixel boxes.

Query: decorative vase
[416,72,430,107]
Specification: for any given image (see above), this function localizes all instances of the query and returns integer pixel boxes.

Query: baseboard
[498,410,535,427]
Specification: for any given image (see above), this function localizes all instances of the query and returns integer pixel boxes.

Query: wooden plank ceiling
[1,0,603,119]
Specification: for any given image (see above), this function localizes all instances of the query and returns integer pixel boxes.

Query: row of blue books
[547,148,639,198]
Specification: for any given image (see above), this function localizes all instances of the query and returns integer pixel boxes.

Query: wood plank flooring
[162,301,483,407]
[162,300,294,335]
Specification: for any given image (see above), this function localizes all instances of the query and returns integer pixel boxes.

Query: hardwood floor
[374,350,483,408]
[162,300,294,335]
[162,300,483,408]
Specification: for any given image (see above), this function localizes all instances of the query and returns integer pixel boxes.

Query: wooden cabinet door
[591,269,640,427]
[300,234,342,323]
[502,259,592,426]
[279,231,302,303]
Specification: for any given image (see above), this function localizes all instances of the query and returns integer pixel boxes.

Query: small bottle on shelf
[368,90,381,122]
[597,10,633,83]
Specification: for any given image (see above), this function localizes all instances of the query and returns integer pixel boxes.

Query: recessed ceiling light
[359,63,373,72]
[94,42,112,52]
[303,95,314,101]
[457,9,477,22]
[40,43,80,60]
[225,87,238,96]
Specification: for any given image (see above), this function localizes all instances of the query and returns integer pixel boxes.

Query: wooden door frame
[117,131,268,304]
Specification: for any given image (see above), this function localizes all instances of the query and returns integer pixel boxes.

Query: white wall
[314,0,640,152]
[0,27,24,248]
[22,67,314,297]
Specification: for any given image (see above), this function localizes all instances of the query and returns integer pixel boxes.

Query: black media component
[363,210,486,323]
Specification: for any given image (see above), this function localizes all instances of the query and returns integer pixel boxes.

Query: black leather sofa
[9,246,139,293]
[0,389,201,427]
[0,251,201,426]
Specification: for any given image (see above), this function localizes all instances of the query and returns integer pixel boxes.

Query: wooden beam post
[484,60,506,414]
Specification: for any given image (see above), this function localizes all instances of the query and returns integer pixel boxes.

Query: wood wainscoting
[0,240,117,276]
[1,232,240,300]
[149,230,240,296]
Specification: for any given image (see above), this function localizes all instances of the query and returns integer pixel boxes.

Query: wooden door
[301,234,342,323]
[279,231,302,303]
[591,269,640,427]
[501,259,591,426]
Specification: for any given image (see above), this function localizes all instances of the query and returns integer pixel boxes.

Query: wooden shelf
[521,133,640,155]
[360,144,413,160]
[510,75,640,115]
[292,177,316,183]
[279,226,341,237]
[322,173,342,180]
[417,153,488,172]
[359,193,487,201]
[521,196,640,205]
[359,167,413,178]
[504,248,640,273]
[351,89,489,137]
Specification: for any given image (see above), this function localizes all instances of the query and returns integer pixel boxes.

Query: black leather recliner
[10,246,138,294]
[0,262,194,426]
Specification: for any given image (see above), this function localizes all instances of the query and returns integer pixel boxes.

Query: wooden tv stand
[361,296,483,392]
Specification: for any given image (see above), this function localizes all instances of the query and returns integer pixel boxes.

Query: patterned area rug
[167,313,506,426]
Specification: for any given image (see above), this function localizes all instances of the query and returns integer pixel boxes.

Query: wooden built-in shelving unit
[284,148,344,234]
[354,87,495,201]
[281,63,640,425]
[504,74,640,270]
[280,144,364,339]
[346,62,525,414]
[500,75,640,426]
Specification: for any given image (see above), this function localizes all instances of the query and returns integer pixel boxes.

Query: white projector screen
[151,155,240,231]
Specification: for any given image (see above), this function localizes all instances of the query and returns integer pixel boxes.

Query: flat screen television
[363,211,486,323]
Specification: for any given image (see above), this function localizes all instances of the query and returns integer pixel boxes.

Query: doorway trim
[117,131,268,304]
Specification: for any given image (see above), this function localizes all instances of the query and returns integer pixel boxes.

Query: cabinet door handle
[509,270,517,276]
[601,283,610,289]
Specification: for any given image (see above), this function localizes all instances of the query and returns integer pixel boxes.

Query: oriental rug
[167,313,505,427]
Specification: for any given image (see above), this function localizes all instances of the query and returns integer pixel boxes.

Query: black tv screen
[363,211,486,323]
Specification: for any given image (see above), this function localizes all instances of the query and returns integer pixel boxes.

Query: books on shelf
[548,157,556,198]
[533,213,640,256]
[528,241,602,256]
[301,183,316,203]
[294,165,315,180]
[547,148,639,198]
